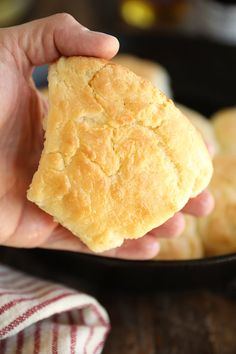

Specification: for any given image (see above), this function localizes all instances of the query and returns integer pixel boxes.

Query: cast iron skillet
[1,33,236,290]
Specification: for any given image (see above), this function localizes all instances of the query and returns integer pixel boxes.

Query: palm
[0,59,57,248]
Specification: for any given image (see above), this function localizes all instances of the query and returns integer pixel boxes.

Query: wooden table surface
[1,247,236,354]
[101,289,236,354]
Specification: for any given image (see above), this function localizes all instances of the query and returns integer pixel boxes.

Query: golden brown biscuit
[177,104,219,155]
[27,56,213,252]
[113,54,172,97]
[212,107,236,153]
[198,154,236,256]
[155,215,204,260]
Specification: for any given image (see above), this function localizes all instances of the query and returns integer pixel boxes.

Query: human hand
[0,14,214,259]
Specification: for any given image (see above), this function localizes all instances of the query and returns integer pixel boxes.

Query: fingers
[182,137,215,217]
[103,235,159,260]
[148,212,185,238]
[11,13,119,67]
[3,202,57,248]
[148,189,214,240]
[41,226,159,260]
[41,226,90,253]
[182,189,214,217]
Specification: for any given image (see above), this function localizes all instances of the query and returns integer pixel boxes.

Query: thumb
[7,13,119,67]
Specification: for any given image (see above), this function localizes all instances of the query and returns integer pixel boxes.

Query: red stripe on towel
[33,321,41,354]
[0,339,6,354]
[0,292,75,338]
[0,287,61,316]
[16,330,24,354]
[52,314,59,354]
[0,281,48,297]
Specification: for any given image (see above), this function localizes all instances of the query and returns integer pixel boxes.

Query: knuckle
[54,13,75,24]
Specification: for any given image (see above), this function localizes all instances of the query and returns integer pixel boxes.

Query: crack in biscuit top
[26,56,213,252]
[45,60,182,184]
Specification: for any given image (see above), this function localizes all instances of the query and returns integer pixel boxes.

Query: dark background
[16,0,236,116]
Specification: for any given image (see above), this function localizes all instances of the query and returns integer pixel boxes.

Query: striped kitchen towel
[0,264,110,353]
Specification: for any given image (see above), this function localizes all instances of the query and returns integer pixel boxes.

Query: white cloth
[0,264,109,354]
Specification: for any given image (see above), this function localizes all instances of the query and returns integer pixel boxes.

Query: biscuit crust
[27,57,213,252]
[199,154,236,256]
[113,54,172,97]
[212,107,236,153]
[155,215,204,260]
[177,104,219,155]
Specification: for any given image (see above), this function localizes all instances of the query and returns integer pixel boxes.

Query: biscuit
[155,215,204,260]
[198,154,236,256]
[113,54,172,97]
[177,104,219,155]
[27,56,213,252]
[212,107,236,153]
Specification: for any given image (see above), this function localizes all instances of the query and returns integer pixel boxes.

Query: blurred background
[1,0,236,114]
[1,0,236,43]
